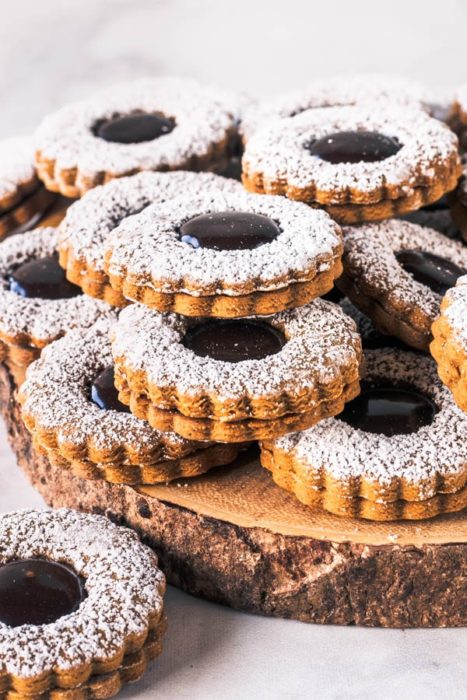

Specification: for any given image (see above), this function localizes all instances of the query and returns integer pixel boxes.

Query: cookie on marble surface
[0,508,166,698]
[242,105,461,224]
[35,77,239,197]
[338,219,467,351]
[19,320,242,484]
[260,348,467,521]
[110,300,362,442]
[103,188,343,317]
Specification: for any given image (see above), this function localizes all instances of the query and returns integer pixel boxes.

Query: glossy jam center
[180,211,280,251]
[308,131,401,164]
[338,384,437,436]
[8,255,81,300]
[95,112,175,144]
[91,366,130,413]
[0,559,85,627]
[396,249,466,295]
[182,320,285,362]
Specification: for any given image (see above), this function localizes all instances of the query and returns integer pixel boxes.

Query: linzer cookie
[338,219,467,351]
[241,74,429,141]
[242,105,461,224]
[0,508,166,699]
[261,348,467,521]
[19,321,242,484]
[59,171,242,306]
[431,275,467,411]
[103,189,343,317]
[111,300,362,442]
[0,227,112,367]
[0,136,55,238]
[34,77,238,197]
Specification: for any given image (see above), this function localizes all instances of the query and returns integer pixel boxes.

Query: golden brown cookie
[261,348,467,521]
[0,508,166,698]
[0,226,113,368]
[111,300,362,442]
[242,105,461,224]
[431,275,467,411]
[0,136,55,238]
[103,189,343,317]
[19,320,243,484]
[338,219,467,351]
[35,77,240,197]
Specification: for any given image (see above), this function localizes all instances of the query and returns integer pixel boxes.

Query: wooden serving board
[1,363,465,628]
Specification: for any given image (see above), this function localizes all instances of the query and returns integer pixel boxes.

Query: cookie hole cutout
[307,131,402,164]
[0,558,86,627]
[182,319,286,362]
[179,211,281,251]
[337,381,438,437]
[8,254,82,300]
[395,249,467,296]
[90,365,130,413]
[94,111,176,144]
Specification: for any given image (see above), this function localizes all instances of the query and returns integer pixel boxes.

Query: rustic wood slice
[1,362,465,627]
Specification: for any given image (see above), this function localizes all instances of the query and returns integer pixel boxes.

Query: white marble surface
[1,0,467,697]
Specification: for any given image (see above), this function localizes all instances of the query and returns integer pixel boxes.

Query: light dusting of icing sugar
[59,171,243,272]
[35,77,238,177]
[271,348,467,489]
[339,297,386,347]
[242,105,459,199]
[442,275,467,350]
[0,227,113,345]
[0,508,165,677]
[240,74,429,140]
[20,319,205,461]
[111,300,362,404]
[104,190,342,295]
[0,136,37,204]
[342,219,467,320]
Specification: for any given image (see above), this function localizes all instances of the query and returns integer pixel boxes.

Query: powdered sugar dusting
[0,136,37,204]
[442,275,467,350]
[271,348,467,489]
[342,219,467,319]
[242,105,459,199]
[59,171,242,272]
[0,227,113,344]
[0,508,165,677]
[20,319,205,460]
[35,77,237,177]
[104,190,342,295]
[112,300,361,403]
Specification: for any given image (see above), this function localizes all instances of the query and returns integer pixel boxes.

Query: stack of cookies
[1,74,467,694]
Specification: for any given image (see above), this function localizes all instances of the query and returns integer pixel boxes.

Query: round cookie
[0,508,166,698]
[242,105,461,224]
[0,136,55,238]
[59,171,242,306]
[338,219,467,351]
[0,226,113,367]
[431,275,467,411]
[241,74,429,141]
[19,320,242,484]
[34,77,239,197]
[111,300,363,442]
[260,348,467,521]
[103,189,343,317]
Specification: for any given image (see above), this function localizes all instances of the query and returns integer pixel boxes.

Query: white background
[1,1,466,697]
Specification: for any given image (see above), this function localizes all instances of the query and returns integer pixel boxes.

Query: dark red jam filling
[308,131,401,164]
[8,255,81,300]
[180,211,280,251]
[95,112,175,144]
[182,319,286,362]
[395,249,466,296]
[90,366,130,413]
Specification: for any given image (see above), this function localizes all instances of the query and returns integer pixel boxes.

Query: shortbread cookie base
[106,259,342,317]
[2,615,166,700]
[338,272,430,350]
[2,363,465,628]
[0,339,40,368]
[35,440,243,485]
[0,186,56,238]
[117,379,360,442]
[431,315,467,411]
[260,446,467,522]
[243,171,461,225]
